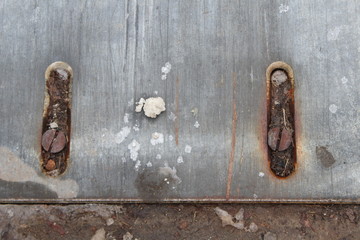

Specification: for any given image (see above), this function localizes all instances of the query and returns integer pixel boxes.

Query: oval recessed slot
[266,61,296,178]
[40,62,73,176]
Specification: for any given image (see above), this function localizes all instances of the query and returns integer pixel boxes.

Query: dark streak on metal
[226,72,237,200]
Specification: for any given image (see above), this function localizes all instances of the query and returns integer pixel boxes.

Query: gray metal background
[0,0,359,203]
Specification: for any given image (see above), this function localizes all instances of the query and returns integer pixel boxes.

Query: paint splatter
[327,27,341,41]
[168,135,174,141]
[279,4,289,13]
[329,104,338,113]
[159,165,182,184]
[341,76,348,84]
[194,121,200,128]
[134,160,141,171]
[177,156,184,164]
[161,62,172,80]
[115,126,131,144]
[123,113,129,123]
[185,145,192,153]
[135,98,145,112]
[168,112,177,121]
[133,125,140,131]
[128,140,140,161]
[150,132,164,145]
[258,172,265,177]
[156,154,162,160]
[146,161,153,167]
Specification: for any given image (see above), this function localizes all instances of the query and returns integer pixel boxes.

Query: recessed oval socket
[266,61,296,178]
[40,62,73,177]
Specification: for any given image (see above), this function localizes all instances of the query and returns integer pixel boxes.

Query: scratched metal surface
[0,0,360,203]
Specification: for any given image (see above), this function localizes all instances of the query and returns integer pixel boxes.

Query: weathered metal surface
[0,0,360,202]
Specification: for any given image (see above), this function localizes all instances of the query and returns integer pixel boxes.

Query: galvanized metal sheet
[0,0,360,202]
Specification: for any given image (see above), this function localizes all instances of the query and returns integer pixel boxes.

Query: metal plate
[0,0,360,203]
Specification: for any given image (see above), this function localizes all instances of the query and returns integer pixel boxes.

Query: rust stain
[226,72,237,200]
[175,77,180,145]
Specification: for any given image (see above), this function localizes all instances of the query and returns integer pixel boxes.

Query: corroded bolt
[268,127,293,151]
[41,129,66,153]
[45,159,56,171]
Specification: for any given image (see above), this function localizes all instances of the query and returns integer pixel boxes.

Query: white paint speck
[327,27,341,41]
[168,135,174,141]
[123,113,129,123]
[150,132,164,145]
[156,154,162,160]
[341,76,348,84]
[258,172,265,177]
[279,4,289,13]
[185,145,192,153]
[253,194,258,199]
[154,90,158,95]
[146,161,153,167]
[194,121,200,128]
[177,156,184,164]
[159,165,182,184]
[161,62,172,80]
[133,125,140,131]
[168,112,177,121]
[49,122,58,129]
[329,104,338,113]
[115,126,131,144]
[134,160,141,171]
[135,98,145,112]
[128,139,140,161]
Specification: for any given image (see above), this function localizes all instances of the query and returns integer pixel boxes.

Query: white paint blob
[123,113,129,123]
[150,132,164,145]
[128,139,140,161]
[185,145,192,153]
[135,98,145,112]
[161,62,172,80]
[279,4,289,13]
[329,104,338,114]
[177,156,184,164]
[115,126,131,144]
[134,160,141,171]
[168,112,177,121]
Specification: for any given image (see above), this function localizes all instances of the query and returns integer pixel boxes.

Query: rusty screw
[268,127,293,151]
[41,129,66,153]
[45,159,56,171]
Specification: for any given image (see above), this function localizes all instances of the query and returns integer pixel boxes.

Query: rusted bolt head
[268,127,280,151]
[278,128,293,151]
[42,129,56,151]
[51,131,66,153]
[268,127,293,152]
[41,129,66,153]
[45,159,56,171]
